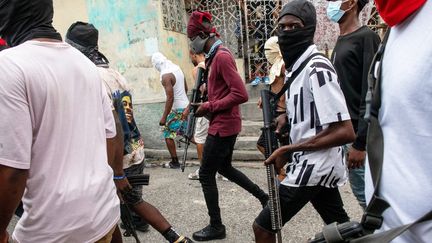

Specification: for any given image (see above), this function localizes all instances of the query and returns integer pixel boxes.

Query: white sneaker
[188,168,200,180]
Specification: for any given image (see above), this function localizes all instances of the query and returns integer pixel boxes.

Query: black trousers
[255,185,350,233]
[199,134,267,226]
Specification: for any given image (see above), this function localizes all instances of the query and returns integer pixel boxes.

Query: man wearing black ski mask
[0,1,123,242]
[253,1,356,242]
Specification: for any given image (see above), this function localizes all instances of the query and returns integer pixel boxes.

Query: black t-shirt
[331,26,380,150]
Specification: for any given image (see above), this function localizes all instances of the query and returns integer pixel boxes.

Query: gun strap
[352,211,432,243]
[275,52,326,101]
[358,28,432,241]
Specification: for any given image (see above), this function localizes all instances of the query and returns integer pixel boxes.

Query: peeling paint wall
[84,0,161,103]
[53,0,193,104]
[51,1,249,148]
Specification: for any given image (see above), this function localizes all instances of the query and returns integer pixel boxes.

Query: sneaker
[263,76,270,85]
[175,236,194,243]
[250,76,262,86]
[192,224,226,241]
[163,161,180,169]
[188,168,200,180]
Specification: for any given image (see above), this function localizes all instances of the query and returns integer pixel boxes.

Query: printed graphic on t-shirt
[113,90,145,166]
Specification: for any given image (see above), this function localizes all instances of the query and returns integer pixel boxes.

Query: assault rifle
[120,174,150,243]
[181,67,206,172]
[260,89,283,243]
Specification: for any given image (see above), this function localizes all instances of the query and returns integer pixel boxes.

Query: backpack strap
[361,29,391,234]
[352,211,432,243]
[275,52,326,101]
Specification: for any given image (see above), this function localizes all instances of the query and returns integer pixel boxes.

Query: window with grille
[161,0,187,33]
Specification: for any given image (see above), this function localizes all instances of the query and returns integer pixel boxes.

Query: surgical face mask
[327,0,346,23]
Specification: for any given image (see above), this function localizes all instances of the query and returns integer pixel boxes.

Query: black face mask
[278,25,315,70]
[0,0,62,47]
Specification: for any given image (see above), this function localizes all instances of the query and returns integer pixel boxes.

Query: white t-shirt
[282,45,350,188]
[365,2,432,242]
[0,41,120,243]
[162,69,189,110]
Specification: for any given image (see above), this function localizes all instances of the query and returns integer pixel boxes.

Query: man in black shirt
[326,0,380,209]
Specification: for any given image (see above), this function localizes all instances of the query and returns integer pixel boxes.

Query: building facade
[52,0,382,151]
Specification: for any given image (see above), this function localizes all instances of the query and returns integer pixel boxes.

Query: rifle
[120,174,150,243]
[260,89,283,243]
[181,67,206,172]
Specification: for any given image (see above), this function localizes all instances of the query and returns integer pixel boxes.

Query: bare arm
[107,111,125,177]
[0,165,28,242]
[160,74,175,125]
[265,120,355,170]
[106,111,132,194]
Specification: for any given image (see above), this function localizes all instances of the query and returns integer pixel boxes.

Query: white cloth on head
[264,36,284,85]
[151,52,189,109]
[151,52,180,76]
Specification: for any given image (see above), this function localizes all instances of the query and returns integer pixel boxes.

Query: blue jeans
[343,144,366,209]
[349,166,366,209]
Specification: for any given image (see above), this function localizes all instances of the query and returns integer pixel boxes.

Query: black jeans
[199,134,268,226]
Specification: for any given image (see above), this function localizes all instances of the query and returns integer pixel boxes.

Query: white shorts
[194,117,209,144]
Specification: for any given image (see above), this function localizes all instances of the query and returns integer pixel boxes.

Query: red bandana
[375,0,427,26]
[0,38,6,46]
[187,11,219,38]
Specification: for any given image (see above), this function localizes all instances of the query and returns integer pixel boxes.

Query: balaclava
[277,0,316,70]
[0,0,62,47]
[65,21,109,67]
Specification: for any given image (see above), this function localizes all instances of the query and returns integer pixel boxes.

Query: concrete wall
[53,0,89,34]
[52,0,248,150]
[53,0,195,105]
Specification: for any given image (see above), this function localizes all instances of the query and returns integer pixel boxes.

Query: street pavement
[7,161,363,243]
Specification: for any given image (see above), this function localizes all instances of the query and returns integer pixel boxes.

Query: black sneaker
[192,224,226,241]
[163,161,180,169]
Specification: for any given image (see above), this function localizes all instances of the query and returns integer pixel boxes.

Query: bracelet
[113,175,126,180]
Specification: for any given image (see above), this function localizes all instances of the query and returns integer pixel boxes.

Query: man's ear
[347,0,358,14]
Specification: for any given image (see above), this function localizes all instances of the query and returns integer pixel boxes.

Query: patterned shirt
[282,45,350,188]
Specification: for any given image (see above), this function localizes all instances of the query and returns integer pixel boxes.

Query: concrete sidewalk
[7,163,363,243]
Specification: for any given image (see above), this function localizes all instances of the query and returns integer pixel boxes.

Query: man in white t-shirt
[152,52,189,169]
[0,1,120,242]
[364,1,432,242]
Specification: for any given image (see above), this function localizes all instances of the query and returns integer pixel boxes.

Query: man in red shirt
[187,11,269,241]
